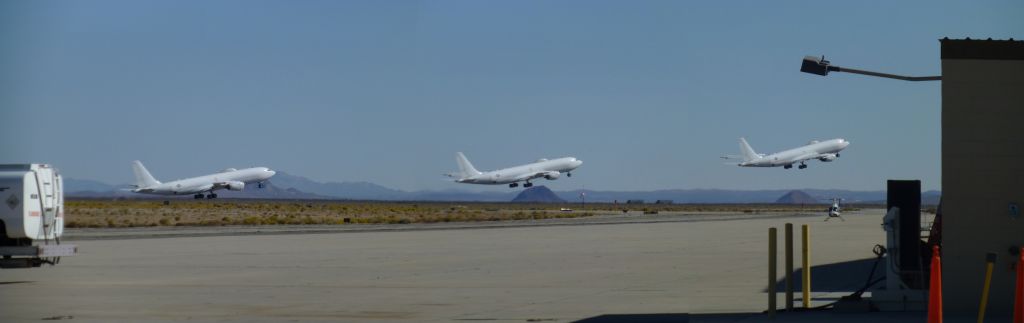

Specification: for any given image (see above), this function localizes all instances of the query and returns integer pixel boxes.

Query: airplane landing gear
[798,163,808,169]
[567,172,572,177]
[193,194,204,199]
[783,164,793,170]
[509,183,519,188]
[258,182,265,189]
[206,193,217,199]
[524,182,533,188]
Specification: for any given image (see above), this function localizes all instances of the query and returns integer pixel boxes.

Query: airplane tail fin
[455,152,482,178]
[739,138,759,162]
[131,160,161,188]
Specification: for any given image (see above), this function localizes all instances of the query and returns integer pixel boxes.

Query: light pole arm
[828,66,941,81]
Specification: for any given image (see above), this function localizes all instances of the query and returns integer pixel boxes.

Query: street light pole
[580,191,586,210]
[800,56,941,81]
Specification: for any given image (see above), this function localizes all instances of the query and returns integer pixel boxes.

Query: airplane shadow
[573,311,939,323]
[766,257,885,293]
[573,312,784,323]
[573,258,888,323]
[572,313,693,323]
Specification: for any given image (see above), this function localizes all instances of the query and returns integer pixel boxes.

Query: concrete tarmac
[1,209,945,322]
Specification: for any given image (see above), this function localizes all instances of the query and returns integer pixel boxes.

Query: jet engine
[819,154,838,162]
[226,181,245,191]
[543,171,561,180]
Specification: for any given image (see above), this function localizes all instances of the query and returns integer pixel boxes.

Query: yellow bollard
[977,252,997,323]
[769,227,777,318]
[785,223,794,311]
[802,224,811,308]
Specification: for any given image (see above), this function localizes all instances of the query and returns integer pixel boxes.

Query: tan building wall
[941,39,1024,313]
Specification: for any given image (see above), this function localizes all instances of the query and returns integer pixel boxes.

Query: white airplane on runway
[129,160,276,199]
[446,152,583,188]
[723,137,850,169]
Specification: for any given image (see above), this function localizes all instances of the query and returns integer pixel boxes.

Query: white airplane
[446,152,583,188]
[129,160,276,199]
[723,137,850,169]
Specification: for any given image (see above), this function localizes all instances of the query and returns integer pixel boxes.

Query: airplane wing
[513,171,560,182]
[513,173,544,182]
[210,181,246,191]
[791,153,828,163]
[195,183,216,192]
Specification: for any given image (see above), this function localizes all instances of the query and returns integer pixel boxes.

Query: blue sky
[2,1,1021,192]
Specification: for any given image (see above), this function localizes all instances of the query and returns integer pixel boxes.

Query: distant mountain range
[775,190,819,204]
[63,172,941,204]
[512,186,566,203]
[268,172,406,200]
[63,178,121,193]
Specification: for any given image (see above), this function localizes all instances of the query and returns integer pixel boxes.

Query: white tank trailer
[0,164,76,268]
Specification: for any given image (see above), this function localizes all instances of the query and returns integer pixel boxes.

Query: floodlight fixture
[800,55,941,81]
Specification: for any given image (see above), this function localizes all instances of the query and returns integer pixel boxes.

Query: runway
[1,209,918,322]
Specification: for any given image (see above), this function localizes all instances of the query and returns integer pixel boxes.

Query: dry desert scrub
[64,199,602,228]
[63,199,845,228]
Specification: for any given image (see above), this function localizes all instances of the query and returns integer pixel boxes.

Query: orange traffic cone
[928,245,942,323]
[1013,247,1023,323]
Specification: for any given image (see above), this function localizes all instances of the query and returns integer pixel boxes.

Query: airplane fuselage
[458,157,582,185]
[740,139,849,167]
[133,167,276,195]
